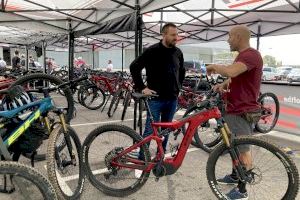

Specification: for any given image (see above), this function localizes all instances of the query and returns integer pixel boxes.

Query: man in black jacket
[130,23,185,173]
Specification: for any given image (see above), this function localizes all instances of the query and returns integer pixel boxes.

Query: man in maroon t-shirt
[207,25,263,199]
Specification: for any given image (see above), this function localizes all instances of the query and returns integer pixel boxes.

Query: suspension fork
[43,116,51,134]
[57,110,76,164]
[217,119,250,182]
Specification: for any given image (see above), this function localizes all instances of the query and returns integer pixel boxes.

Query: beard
[166,40,176,47]
[230,45,237,51]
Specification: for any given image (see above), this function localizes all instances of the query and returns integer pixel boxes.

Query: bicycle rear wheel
[0,161,57,200]
[255,92,279,133]
[82,124,151,197]
[183,107,222,152]
[206,136,299,200]
[79,83,105,110]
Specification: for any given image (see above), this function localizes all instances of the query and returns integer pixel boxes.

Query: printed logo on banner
[222,0,266,8]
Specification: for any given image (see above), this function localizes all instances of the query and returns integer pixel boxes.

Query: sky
[250,34,300,66]
[183,34,300,66]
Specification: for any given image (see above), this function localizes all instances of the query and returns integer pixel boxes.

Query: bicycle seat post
[143,97,155,123]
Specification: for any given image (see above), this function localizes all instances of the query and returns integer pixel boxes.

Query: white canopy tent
[142,0,300,49]
[0,0,188,46]
[1,0,300,74]
[1,0,300,49]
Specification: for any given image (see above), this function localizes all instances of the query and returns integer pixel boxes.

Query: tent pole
[92,44,95,69]
[68,20,74,80]
[122,43,124,73]
[25,46,29,70]
[138,14,143,55]
[135,0,140,58]
[256,22,261,50]
[42,41,47,74]
[211,0,215,25]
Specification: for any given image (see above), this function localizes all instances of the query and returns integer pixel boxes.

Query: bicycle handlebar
[26,76,88,94]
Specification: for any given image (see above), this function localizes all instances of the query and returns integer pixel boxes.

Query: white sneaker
[135,169,143,178]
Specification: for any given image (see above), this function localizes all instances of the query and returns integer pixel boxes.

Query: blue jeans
[139,99,177,160]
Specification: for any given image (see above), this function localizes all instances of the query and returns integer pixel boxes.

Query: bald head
[227,25,251,52]
[231,25,251,40]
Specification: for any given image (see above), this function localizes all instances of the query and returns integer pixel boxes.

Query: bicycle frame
[91,75,119,94]
[0,98,53,149]
[111,106,232,175]
[0,95,73,164]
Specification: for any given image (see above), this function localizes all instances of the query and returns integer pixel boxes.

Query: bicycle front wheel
[0,161,57,200]
[206,136,299,200]
[46,124,85,200]
[10,73,74,123]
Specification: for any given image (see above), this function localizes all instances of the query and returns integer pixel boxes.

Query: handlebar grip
[47,76,88,92]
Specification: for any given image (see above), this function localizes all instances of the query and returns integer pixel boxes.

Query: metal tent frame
[1,0,300,77]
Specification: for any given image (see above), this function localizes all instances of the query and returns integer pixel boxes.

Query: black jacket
[130,41,185,100]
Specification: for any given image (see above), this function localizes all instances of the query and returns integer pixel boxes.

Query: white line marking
[44,165,73,195]
[267,130,300,143]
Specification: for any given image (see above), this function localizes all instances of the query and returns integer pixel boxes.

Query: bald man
[207,25,263,199]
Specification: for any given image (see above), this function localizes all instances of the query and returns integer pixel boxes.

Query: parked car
[184,61,206,74]
[287,68,300,83]
[262,67,277,81]
[275,66,293,80]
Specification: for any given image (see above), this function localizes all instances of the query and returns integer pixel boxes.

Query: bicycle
[9,73,75,123]
[0,77,87,199]
[78,72,121,111]
[107,74,133,118]
[0,161,57,200]
[182,79,280,153]
[81,92,299,199]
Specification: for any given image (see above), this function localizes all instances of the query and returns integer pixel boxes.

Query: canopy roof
[0,0,299,50]
[0,0,187,46]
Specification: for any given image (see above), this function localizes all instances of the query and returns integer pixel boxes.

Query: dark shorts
[224,114,253,153]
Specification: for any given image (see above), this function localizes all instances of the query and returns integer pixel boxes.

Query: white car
[276,66,293,80]
[262,67,277,81]
[287,68,300,83]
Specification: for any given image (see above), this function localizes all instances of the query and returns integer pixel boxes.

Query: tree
[263,55,277,67]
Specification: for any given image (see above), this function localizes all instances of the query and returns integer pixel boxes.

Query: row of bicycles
[0,68,298,200]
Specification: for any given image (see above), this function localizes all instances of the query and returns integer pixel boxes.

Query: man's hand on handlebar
[142,87,157,95]
[213,84,226,93]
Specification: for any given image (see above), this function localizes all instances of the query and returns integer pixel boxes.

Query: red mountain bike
[82,92,298,200]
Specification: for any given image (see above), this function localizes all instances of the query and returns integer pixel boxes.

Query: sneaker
[135,169,143,178]
[217,174,239,185]
[226,188,248,200]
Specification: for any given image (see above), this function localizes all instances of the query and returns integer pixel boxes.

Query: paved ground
[1,99,300,200]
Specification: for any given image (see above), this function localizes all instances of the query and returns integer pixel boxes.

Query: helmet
[0,86,33,111]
